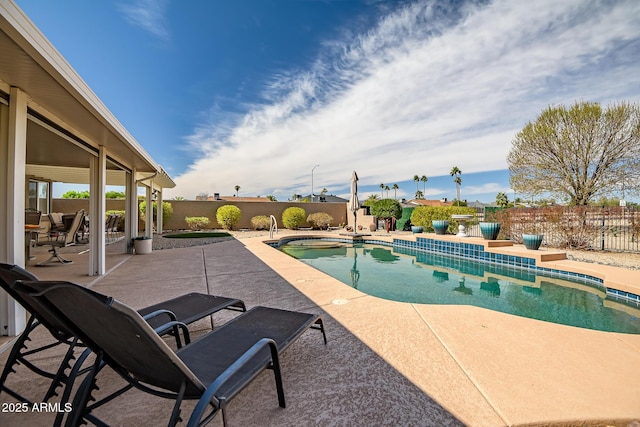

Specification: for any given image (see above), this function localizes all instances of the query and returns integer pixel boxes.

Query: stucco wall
[167,201,348,230]
[51,199,348,231]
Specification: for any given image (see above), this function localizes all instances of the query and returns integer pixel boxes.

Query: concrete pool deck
[244,232,640,426]
[0,232,639,426]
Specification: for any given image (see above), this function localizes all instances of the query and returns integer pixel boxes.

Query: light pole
[311,164,319,202]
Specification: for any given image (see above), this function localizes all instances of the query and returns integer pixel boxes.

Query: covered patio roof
[0,0,174,190]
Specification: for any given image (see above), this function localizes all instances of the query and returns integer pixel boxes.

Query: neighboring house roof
[405,199,454,207]
[217,196,274,202]
[468,201,494,209]
[196,195,274,202]
[300,194,349,203]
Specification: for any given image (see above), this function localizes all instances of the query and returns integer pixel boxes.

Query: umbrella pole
[353,211,357,234]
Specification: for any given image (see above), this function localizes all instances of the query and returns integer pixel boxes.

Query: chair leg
[62,350,102,427]
[37,247,73,266]
[0,316,39,403]
[44,337,79,401]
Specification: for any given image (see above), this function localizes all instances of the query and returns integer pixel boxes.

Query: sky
[16,0,640,203]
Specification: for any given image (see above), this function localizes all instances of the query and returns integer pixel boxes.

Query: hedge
[410,206,477,232]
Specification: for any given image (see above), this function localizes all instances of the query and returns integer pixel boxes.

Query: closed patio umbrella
[348,171,360,234]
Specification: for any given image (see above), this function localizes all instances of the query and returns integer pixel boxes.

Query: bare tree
[508,101,640,205]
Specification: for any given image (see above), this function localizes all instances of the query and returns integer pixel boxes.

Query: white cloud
[117,0,170,40]
[167,0,640,200]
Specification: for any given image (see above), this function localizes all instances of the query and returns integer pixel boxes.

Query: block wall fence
[52,199,349,231]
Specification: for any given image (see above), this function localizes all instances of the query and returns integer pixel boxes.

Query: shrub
[251,215,271,230]
[397,207,414,231]
[370,199,402,220]
[411,206,476,232]
[282,207,306,229]
[216,205,241,230]
[307,212,333,230]
[185,216,210,231]
[139,201,173,224]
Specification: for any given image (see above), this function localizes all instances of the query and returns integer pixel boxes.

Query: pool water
[281,242,640,334]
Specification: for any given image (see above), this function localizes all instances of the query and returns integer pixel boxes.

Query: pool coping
[242,232,640,426]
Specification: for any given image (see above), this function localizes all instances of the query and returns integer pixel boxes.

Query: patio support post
[0,86,28,336]
[88,146,106,275]
[156,188,163,235]
[145,183,153,238]
[125,169,137,243]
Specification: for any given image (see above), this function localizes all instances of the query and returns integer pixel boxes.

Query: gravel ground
[564,249,640,271]
[154,229,640,270]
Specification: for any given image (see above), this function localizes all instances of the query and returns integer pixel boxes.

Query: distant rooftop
[196,195,274,202]
[404,198,454,207]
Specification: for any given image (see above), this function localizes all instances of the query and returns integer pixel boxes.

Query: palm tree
[450,166,462,206]
[172,196,185,201]
[415,190,423,199]
[413,175,419,195]
[392,183,399,200]
[234,185,240,197]
[364,194,379,207]
[420,175,428,199]
[384,185,390,199]
[495,192,509,207]
[379,183,385,198]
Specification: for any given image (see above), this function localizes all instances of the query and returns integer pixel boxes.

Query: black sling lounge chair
[17,280,327,427]
[0,264,246,405]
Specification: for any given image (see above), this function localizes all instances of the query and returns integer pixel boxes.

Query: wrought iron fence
[466,206,640,253]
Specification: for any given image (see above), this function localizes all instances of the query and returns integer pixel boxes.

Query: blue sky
[16,0,640,203]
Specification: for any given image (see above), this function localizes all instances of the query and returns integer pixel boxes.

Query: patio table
[24,225,43,261]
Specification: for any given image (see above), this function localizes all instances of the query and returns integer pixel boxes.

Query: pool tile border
[268,235,640,308]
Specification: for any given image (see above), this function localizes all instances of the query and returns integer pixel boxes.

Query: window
[27,179,50,214]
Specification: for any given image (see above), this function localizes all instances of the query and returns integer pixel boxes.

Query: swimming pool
[280,240,640,334]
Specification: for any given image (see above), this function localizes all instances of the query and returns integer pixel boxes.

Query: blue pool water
[281,242,640,334]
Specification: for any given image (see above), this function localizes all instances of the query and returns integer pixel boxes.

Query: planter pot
[411,226,423,234]
[134,238,152,254]
[432,220,449,235]
[522,234,543,250]
[479,222,501,240]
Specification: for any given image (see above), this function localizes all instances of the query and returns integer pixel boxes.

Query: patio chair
[25,208,42,247]
[47,212,66,236]
[17,280,327,427]
[36,209,85,265]
[105,213,121,243]
[0,264,246,406]
[25,208,42,226]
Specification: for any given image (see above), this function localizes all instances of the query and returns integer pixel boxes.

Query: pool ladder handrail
[269,215,278,239]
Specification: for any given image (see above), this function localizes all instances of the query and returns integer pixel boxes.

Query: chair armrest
[153,321,191,348]
[186,338,281,427]
[142,309,178,323]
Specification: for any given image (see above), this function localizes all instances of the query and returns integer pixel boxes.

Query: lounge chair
[0,264,246,406]
[16,280,327,427]
[36,209,85,265]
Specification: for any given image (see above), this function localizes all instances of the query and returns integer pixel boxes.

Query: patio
[2,233,640,426]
